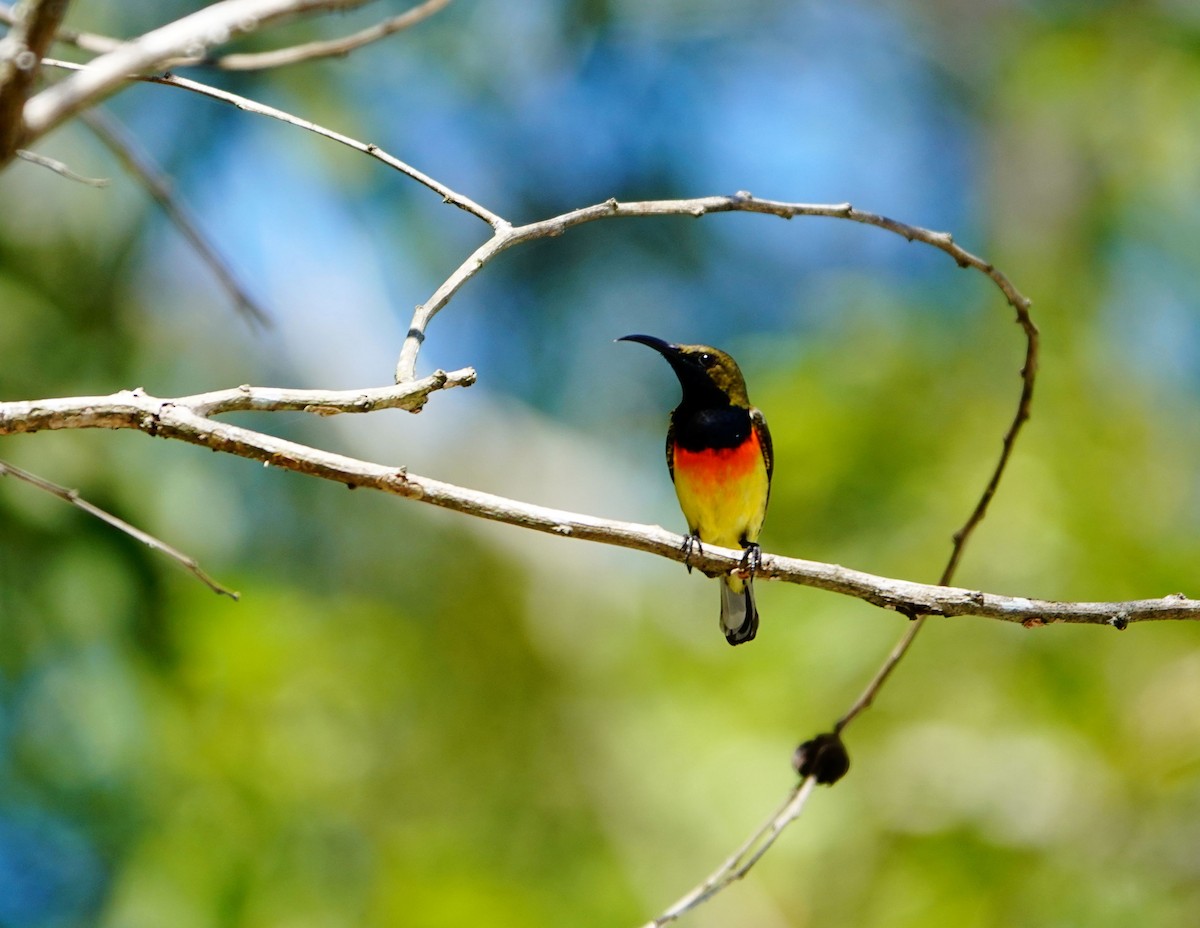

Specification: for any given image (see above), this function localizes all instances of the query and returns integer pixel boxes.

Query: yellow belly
[672,440,769,549]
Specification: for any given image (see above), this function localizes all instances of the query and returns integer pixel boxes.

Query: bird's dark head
[618,334,751,408]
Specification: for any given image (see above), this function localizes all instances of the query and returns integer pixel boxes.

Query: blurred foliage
[2,1,1200,926]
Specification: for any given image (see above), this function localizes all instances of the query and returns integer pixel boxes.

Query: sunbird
[620,335,773,645]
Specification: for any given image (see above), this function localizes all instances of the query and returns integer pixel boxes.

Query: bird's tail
[720,575,759,646]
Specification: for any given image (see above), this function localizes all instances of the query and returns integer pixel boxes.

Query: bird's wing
[665,414,677,483]
[751,407,773,483]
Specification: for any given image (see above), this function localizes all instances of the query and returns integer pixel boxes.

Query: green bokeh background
[2,2,1200,926]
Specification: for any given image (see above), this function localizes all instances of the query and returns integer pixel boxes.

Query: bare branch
[15,144,106,184]
[393,193,1033,382]
[835,618,926,732]
[40,58,505,228]
[20,0,376,146]
[0,368,476,433]
[0,379,1193,628]
[80,108,270,327]
[0,457,237,598]
[214,0,451,70]
[0,0,70,161]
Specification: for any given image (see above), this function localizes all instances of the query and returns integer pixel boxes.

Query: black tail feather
[720,578,759,646]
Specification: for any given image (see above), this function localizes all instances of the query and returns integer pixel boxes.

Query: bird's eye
[698,352,715,368]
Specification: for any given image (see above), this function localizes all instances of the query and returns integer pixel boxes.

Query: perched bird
[619,334,773,645]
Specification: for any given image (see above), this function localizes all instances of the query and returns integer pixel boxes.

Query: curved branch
[393,193,1032,381]
[834,229,1039,731]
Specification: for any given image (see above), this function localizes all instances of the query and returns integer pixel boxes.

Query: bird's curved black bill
[617,333,676,354]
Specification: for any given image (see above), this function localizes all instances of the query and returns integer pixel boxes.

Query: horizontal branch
[0,378,1192,627]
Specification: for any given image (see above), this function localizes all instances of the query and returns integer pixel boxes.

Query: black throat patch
[672,405,752,451]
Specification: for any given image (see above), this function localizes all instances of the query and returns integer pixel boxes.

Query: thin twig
[15,145,107,184]
[213,0,451,70]
[835,281,1038,730]
[1,0,451,70]
[0,457,238,598]
[644,778,819,927]
[835,619,925,732]
[39,58,504,229]
[80,108,270,327]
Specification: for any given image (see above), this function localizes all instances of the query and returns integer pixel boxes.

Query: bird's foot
[681,533,702,574]
[737,541,762,580]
